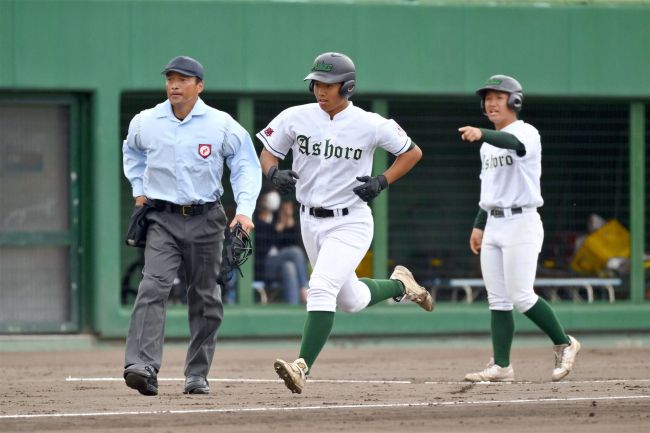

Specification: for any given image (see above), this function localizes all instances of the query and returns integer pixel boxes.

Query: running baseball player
[459,75,580,382]
[256,52,433,394]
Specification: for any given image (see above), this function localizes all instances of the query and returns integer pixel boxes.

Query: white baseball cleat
[274,358,309,394]
[390,265,434,312]
[465,359,515,382]
[552,335,581,381]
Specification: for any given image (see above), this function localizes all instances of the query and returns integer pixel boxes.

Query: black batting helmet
[476,75,523,114]
[304,52,356,98]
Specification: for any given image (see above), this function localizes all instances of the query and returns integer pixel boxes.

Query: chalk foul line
[2,395,650,420]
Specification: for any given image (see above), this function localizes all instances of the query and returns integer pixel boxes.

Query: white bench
[432,278,622,304]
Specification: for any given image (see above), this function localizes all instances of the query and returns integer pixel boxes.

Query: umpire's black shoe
[124,364,158,396]
[184,375,210,394]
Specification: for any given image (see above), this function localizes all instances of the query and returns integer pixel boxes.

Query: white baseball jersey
[256,102,413,210]
[478,120,544,210]
[257,101,412,313]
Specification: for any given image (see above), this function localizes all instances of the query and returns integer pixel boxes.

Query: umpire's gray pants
[125,204,226,378]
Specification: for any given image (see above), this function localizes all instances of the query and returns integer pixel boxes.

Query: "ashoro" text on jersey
[297,135,363,160]
[483,154,514,170]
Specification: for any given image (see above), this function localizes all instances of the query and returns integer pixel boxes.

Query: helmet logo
[485,78,503,85]
[312,61,333,72]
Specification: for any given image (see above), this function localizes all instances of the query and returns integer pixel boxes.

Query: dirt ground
[1,337,649,433]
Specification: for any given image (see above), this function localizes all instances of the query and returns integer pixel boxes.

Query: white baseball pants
[480,210,544,313]
[300,205,374,313]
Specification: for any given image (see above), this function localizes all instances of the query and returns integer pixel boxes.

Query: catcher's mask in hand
[224,222,253,278]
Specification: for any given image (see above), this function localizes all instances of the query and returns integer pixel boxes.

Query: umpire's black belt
[301,204,349,218]
[152,199,218,217]
[490,207,522,218]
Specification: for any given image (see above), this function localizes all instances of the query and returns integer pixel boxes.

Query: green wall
[2,1,650,95]
[0,0,648,336]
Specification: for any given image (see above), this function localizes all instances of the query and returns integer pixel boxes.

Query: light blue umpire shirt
[123,97,262,218]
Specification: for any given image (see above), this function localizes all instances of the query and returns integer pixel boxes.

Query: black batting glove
[267,166,299,195]
[353,175,389,202]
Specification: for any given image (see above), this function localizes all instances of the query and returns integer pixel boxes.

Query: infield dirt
[1,338,649,432]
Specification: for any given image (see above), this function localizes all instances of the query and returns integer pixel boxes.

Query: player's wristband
[473,208,487,230]
[267,166,278,180]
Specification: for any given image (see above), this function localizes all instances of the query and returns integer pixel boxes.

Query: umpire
[122,55,261,396]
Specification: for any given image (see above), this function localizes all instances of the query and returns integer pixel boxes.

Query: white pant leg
[337,274,371,313]
[303,213,373,312]
[480,238,513,311]
[502,242,540,312]
[300,213,320,269]
[502,212,544,312]
[482,211,544,312]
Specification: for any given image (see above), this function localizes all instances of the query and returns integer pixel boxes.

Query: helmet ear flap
[508,92,523,112]
[340,80,356,98]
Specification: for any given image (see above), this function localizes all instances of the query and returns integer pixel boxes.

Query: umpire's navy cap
[162,56,204,80]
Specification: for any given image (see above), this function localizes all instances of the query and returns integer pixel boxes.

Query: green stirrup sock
[524,298,570,345]
[298,311,335,370]
[360,278,404,307]
[491,310,515,367]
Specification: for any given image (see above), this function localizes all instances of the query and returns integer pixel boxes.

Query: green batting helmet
[476,75,523,113]
[304,52,356,98]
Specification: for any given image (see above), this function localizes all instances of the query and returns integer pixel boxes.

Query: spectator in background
[255,190,308,304]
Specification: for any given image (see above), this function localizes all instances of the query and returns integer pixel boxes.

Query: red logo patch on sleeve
[264,127,274,137]
[198,144,212,159]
